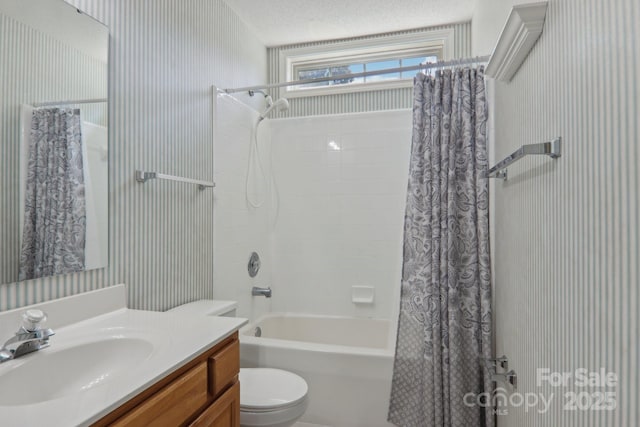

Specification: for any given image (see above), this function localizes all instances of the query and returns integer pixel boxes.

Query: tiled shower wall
[213,93,273,321]
[259,24,470,319]
[474,0,639,425]
[269,110,412,319]
[266,22,472,118]
[0,0,267,311]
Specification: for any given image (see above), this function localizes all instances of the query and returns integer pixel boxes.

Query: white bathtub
[240,313,396,427]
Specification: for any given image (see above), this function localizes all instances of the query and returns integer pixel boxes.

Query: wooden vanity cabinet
[92,332,240,427]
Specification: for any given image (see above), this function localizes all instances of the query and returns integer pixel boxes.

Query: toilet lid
[240,368,308,410]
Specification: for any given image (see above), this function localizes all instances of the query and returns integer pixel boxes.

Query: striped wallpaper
[266,22,471,118]
[0,11,107,286]
[0,0,267,312]
[490,0,639,425]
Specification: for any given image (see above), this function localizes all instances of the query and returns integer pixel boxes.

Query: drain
[254,326,262,337]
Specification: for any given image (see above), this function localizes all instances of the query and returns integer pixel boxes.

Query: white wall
[213,93,273,320]
[0,0,109,62]
[475,0,639,425]
[269,110,411,319]
[82,122,109,271]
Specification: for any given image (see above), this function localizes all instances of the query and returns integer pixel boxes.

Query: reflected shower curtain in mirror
[389,68,493,427]
[19,108,86,280]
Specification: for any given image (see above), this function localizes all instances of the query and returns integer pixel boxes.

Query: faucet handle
[21,309,47,332]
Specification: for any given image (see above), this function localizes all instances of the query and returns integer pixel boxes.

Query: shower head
[259,96,289,120]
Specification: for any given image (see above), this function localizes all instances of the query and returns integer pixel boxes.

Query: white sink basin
[0,336,154,405]
[0,286,247,426]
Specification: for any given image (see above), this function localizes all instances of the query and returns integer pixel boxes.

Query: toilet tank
[167,300,237,317]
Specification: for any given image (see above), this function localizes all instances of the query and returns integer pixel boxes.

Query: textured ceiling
[223,0,476,46]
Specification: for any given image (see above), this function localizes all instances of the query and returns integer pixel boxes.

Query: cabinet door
[189,381,240,427]
[208,339,239,397]
[112,362,209,427]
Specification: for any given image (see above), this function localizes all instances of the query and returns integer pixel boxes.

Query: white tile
[271,110,411,318]
[214,98,273,322]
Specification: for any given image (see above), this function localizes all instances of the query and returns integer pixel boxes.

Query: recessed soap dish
[352,286,375,304]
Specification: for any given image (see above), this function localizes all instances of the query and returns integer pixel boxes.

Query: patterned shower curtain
[388,68,493,427]
[19,108,86,280]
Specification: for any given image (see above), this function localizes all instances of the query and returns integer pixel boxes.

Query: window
[278,29,454,98]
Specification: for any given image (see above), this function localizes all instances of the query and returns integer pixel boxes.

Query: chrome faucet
[0,309,54,363]
[251,286,272,298]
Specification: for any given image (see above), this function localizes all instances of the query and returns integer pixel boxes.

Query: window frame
[278,29,455,98]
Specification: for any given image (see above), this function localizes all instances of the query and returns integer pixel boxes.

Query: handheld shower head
[272,98,289,112]
[259,97,289,120]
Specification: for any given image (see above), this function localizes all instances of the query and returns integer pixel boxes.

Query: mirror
[0,0,109,283]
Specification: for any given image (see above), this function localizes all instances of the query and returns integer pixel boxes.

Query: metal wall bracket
[489,137,562,180]
[495,169,508,180]
[135,170,215,190]
[487,355,509,371]
[492,370,518,389]
[483,355,517,389]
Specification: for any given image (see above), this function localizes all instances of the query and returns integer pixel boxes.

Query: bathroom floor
[293,423,332,427]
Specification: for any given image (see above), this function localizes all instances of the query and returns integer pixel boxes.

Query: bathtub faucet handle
[251,286,272,298]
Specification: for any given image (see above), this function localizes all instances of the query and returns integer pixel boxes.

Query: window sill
[282,78,414,98]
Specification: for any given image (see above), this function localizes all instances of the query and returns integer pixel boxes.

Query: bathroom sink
[0,287,247,426]
[0,336,154,405]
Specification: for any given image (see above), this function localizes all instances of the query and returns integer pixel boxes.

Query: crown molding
[485,1,548,82]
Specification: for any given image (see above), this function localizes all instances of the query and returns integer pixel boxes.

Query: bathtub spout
[252,286,272,298]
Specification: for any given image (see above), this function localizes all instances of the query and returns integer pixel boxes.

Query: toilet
[168,301,308,427]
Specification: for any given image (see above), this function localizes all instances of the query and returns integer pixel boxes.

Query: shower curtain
[19,108,86,280]
[389,68,493,427]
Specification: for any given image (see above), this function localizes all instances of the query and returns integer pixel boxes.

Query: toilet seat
[240,368,308,412]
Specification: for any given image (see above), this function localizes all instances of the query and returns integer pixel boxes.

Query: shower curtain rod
[32,98,107,107]
[224,55,491,94]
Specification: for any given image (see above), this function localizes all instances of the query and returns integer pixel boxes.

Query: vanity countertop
[0,285,247,426]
